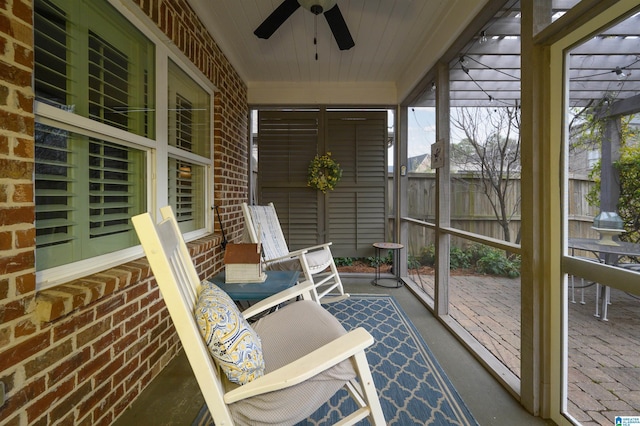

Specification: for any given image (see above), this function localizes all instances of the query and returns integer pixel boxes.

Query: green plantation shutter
[88,32,130,131]
[175,94,194,151]
[256,110,387,256]
[168,159,205,232]
[34,0,154,137]
[34,124,76,260]
[166,60,210,233]
[35,126,145,270]
[33,0,152,272]
[34,0,69,108]
[89,140,143,238]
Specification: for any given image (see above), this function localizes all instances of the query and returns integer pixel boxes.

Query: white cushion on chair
[194,282,265,385]
[228,300,356,425]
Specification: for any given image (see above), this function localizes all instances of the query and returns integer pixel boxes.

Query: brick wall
[0,0,248,424]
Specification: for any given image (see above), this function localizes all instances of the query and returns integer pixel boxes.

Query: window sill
[35,233,223,323]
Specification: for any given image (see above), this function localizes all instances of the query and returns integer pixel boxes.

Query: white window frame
[35,0,216,290]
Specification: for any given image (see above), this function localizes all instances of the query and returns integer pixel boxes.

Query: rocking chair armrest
[287,242,333,257]
[223,327,374,404]
[263,250,309,265]
[241,280,315,320]
[263,242,333,265]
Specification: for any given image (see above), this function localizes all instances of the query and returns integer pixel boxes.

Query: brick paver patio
[409,272,640,425]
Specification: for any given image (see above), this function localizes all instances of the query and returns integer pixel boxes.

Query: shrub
[334,257,355,267]
[450,246,471,269]
[419,245,436,266]
[475,249,521,278]
[415,243,520,277]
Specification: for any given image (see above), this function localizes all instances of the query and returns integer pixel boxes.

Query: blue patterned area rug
[192,295,477,425]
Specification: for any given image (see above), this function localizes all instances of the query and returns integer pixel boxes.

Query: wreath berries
[307,152,343,193]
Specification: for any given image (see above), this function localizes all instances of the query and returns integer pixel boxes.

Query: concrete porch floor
[113,276,551,425]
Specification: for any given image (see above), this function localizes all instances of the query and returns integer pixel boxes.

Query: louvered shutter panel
[256,110,388,257]
[34,0,69,108]
[326,111,387,257]
[257,111,321,249]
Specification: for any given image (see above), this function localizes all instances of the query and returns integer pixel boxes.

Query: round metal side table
[371,242,404,288]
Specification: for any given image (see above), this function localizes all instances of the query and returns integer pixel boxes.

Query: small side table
[207,270,300,301]
[371,242,404,288]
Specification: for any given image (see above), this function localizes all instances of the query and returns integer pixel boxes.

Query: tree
[615,143,640,244]
[450,106,521,243]
[574,108,640,244]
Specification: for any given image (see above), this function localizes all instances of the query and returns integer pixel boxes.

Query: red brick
[52,310,94,342]
[0,277,8,299]
[0,205,34,225]
[8,17,32,45]
[35,293,67,322]
[12,0,32,28]
[13,183,33,204]
[77,381,111,420]
[13,137,33,158]
[93,326,122,354]
[15,272,35,294]
[0,85,8,105]
[0,377,45,423]
[49,382,92,423]
[0,135,7,153]
[0,231,11,249]
[112,303,137,327]
[16,90,32,113]
[54,284,89,311]
[0,183,7,202]
[77,351,110,383]
[0,298,26,322]
[113,332,138,357]
[14,317,36,337]
[113,358,141,390]
[15,227,34,248]
[95,293,125,320]
[13,42,32,68]
[124,335,148,363]
[25,376,73,424]
[125,310,148,334]
[0,325,10,347]
[76,318,111,347]
[48,347,90,384]
[93,353,124,384]
[0,250,33,274]
[0,158,32,180]
[23,339,73,378]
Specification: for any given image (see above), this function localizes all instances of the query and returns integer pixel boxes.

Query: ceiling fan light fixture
[298,0,338,14]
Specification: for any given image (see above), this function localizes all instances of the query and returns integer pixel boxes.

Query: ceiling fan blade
[254,0,301,39]
[324,5,354,50]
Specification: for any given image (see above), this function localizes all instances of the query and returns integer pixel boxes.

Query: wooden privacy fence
[392,174,599,255]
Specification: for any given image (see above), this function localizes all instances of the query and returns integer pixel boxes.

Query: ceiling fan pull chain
[314,15,318,60]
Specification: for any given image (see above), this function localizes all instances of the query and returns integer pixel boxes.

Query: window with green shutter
[34,0,153,273]
[167,60,210,232]
[34,0,214,288]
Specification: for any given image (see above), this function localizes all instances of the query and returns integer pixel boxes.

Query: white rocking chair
[241,202,347,303]
[132,206,384,426]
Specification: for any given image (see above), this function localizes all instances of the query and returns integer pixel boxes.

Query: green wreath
[307,152,343,193]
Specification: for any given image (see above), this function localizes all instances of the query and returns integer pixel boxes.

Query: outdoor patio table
[568,238,640,321]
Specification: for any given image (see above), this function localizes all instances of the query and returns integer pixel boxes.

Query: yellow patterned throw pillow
[194,282,265,385]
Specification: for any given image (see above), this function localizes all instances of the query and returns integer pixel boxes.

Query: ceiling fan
[254,0,355,51]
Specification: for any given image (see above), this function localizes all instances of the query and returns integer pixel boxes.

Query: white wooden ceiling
[185,1,640,109]
[186,0,489,104]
